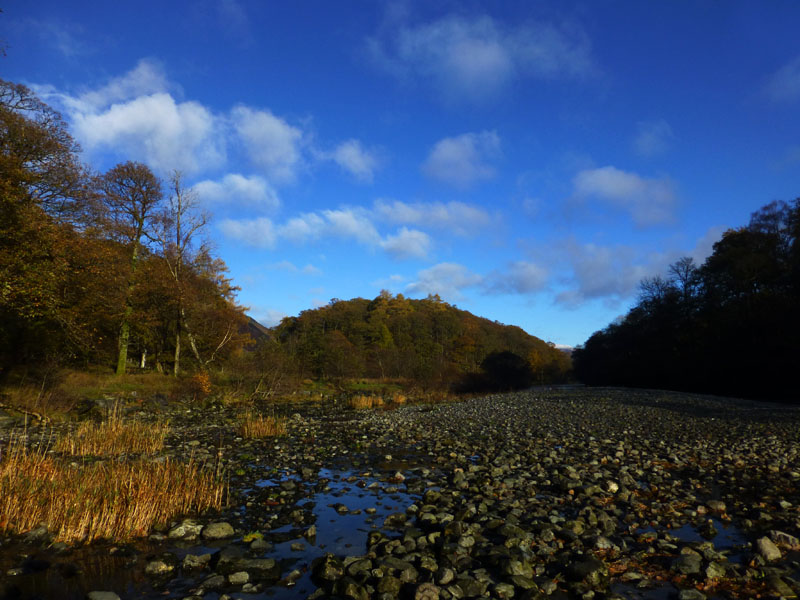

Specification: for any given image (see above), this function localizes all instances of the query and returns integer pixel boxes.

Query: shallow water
[0,466,421,600]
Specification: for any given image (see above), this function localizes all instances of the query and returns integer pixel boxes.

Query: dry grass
[55,412,169,456]
[237,412,287,438]
[0,437,225,543]
[391,393,407,405]
[349,394,385,409]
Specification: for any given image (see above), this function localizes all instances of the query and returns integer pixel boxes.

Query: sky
[3,1,800,347]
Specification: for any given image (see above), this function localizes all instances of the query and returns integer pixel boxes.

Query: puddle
[0,466,421,600]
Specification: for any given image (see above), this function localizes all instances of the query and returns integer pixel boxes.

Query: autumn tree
[100,162,162,375]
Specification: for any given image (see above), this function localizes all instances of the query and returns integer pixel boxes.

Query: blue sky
[4,1,799,347]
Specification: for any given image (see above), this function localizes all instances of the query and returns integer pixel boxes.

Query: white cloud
[765,55,800,103]
[269,260,322,275]
[71,92,224,175]
[556,241,651,307]
[381,227,432,260]
[329,139,379,182]
[369,14,594,102]
[422,131,500,188]
[231,105,304,182]
[193,173,280,211]
[72,59,170,111]
[688,225,726,264]
[633,119,674,157]
[573,165,677,227]
[218,217,276,248]
[373,199,491,235]
[407,262,482,299]
[277,213,326,243]
[485,261,548,294]
[322,208,382,245]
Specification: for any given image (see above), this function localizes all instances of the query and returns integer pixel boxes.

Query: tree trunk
[116,305,132,375]
[174,325,181,376]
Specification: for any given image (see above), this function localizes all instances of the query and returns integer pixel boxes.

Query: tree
[100,162,162,374]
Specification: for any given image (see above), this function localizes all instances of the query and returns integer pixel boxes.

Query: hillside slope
[270,292,570,387]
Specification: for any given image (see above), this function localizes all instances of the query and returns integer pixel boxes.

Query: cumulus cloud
[328,139,380,182]
[231,105,304,182]
[422,131,500,188]
[765,55,800,103]
[633,119,674,157]
[218,216,276,248]
[368,14,595,102]
[485,261,548,294]
[407,262,482,299]
[37,59,224,175]
[573,165,677,227]
[381,227,432,259]
[72,93,224,174]
[322,208,382,245]
[277,213,327,244]
[193,173,280,211]
[373,199,490,235]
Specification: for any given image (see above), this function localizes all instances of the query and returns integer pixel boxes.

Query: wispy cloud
[368,14,595,102]
[381,227,432,259]
[633,119,674,157]
[218,217,277,248]
[484,261,548,294]
[573,165,677,227]
[326,139,380,182]
[422,131,501,189]
[193,173,280,211]
[373,199,491,235]
[407,262,482,299]
[765,55,800,103]
[269,261,322,275]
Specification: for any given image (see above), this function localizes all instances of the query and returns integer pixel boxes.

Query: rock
[24,525,51,544]
[566,557,608,587]
[168,519,203,539]
[415,582,442,600]
[770,529,800,547]
[333,576,369,600]
[672,552,702,575]
[756,536,782,562]
[311,554,344,584]
[435,567,455,585]
[228,571,249,585]
[704,561,726,579]
[678,590,706,600]
[86,593,121,600]
[767,575,798,598]
[202,521,234,539]
[144,560,174,576]
[182,553,211,570]
[377,575,403,595]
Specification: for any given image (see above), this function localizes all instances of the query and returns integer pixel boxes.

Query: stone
[415,582,442,600]
[144,560,173,576]
[678,590,706,600]
[566,557,608,587]
[228,571,249,585]
[672,553,702,575]
[86,593,121,600]
[311,554,345,584]
[704,561,726,579]
[182,553,211,570]
[202,521,234,540]
[168,519,203,539]
[756,536,781,562]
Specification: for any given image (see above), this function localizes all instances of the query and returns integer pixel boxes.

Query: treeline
[269,292,572,390]
[573,198,800,402]
[0,79,248,378]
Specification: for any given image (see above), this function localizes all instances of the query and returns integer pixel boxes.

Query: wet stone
[756,536,782,561]
[201,521,235,540]
[182,553,211,570]
[672,552,702,575]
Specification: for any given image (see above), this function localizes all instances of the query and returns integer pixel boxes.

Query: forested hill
[269,292,571,387]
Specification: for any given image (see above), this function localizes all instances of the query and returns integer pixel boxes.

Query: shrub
[349,395,384,409]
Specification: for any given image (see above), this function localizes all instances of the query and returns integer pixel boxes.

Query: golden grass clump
[237,413,287,438]
[0,439,225,543]
[349,394,384,409]
[391,393,407,405]
[55,413,169,456]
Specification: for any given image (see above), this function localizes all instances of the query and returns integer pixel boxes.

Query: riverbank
[1,387,798,599]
